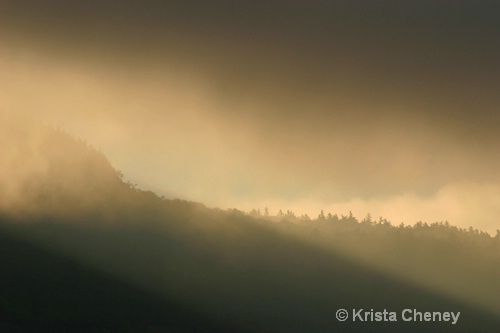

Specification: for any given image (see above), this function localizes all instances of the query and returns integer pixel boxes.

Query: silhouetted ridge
[1,116,500,332]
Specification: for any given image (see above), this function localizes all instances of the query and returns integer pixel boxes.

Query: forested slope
[1,117,499,332]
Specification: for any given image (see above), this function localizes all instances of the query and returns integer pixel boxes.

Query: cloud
[1,2,499,233]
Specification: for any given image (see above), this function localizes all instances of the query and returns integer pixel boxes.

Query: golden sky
[1,1,499,232]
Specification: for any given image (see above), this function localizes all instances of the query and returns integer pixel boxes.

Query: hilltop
[1,116,500,332]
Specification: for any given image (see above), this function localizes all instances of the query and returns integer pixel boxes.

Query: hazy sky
[1,1,499,232]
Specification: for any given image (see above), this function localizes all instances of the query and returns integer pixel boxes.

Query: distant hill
[1,115,500,332]
[0,113,127,219]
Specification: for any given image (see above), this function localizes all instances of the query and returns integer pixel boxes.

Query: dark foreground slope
[1,117,500,332]
[1,212,500,333]
[0,225,230,333]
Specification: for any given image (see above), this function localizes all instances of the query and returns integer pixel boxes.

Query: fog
[1,1,499,233]
[0,113,126,222]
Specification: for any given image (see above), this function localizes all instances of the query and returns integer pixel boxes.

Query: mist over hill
[0,113,126,218]
[1,117,500,332]
[2,0,500,234]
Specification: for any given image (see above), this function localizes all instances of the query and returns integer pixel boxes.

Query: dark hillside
[2,212,500,333]
[0,224,230,333]
[1,117,500,332]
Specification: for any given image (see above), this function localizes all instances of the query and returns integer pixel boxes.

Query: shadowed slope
[1,117,500,332]
[2,212,500,333]
[0,221,231,333]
